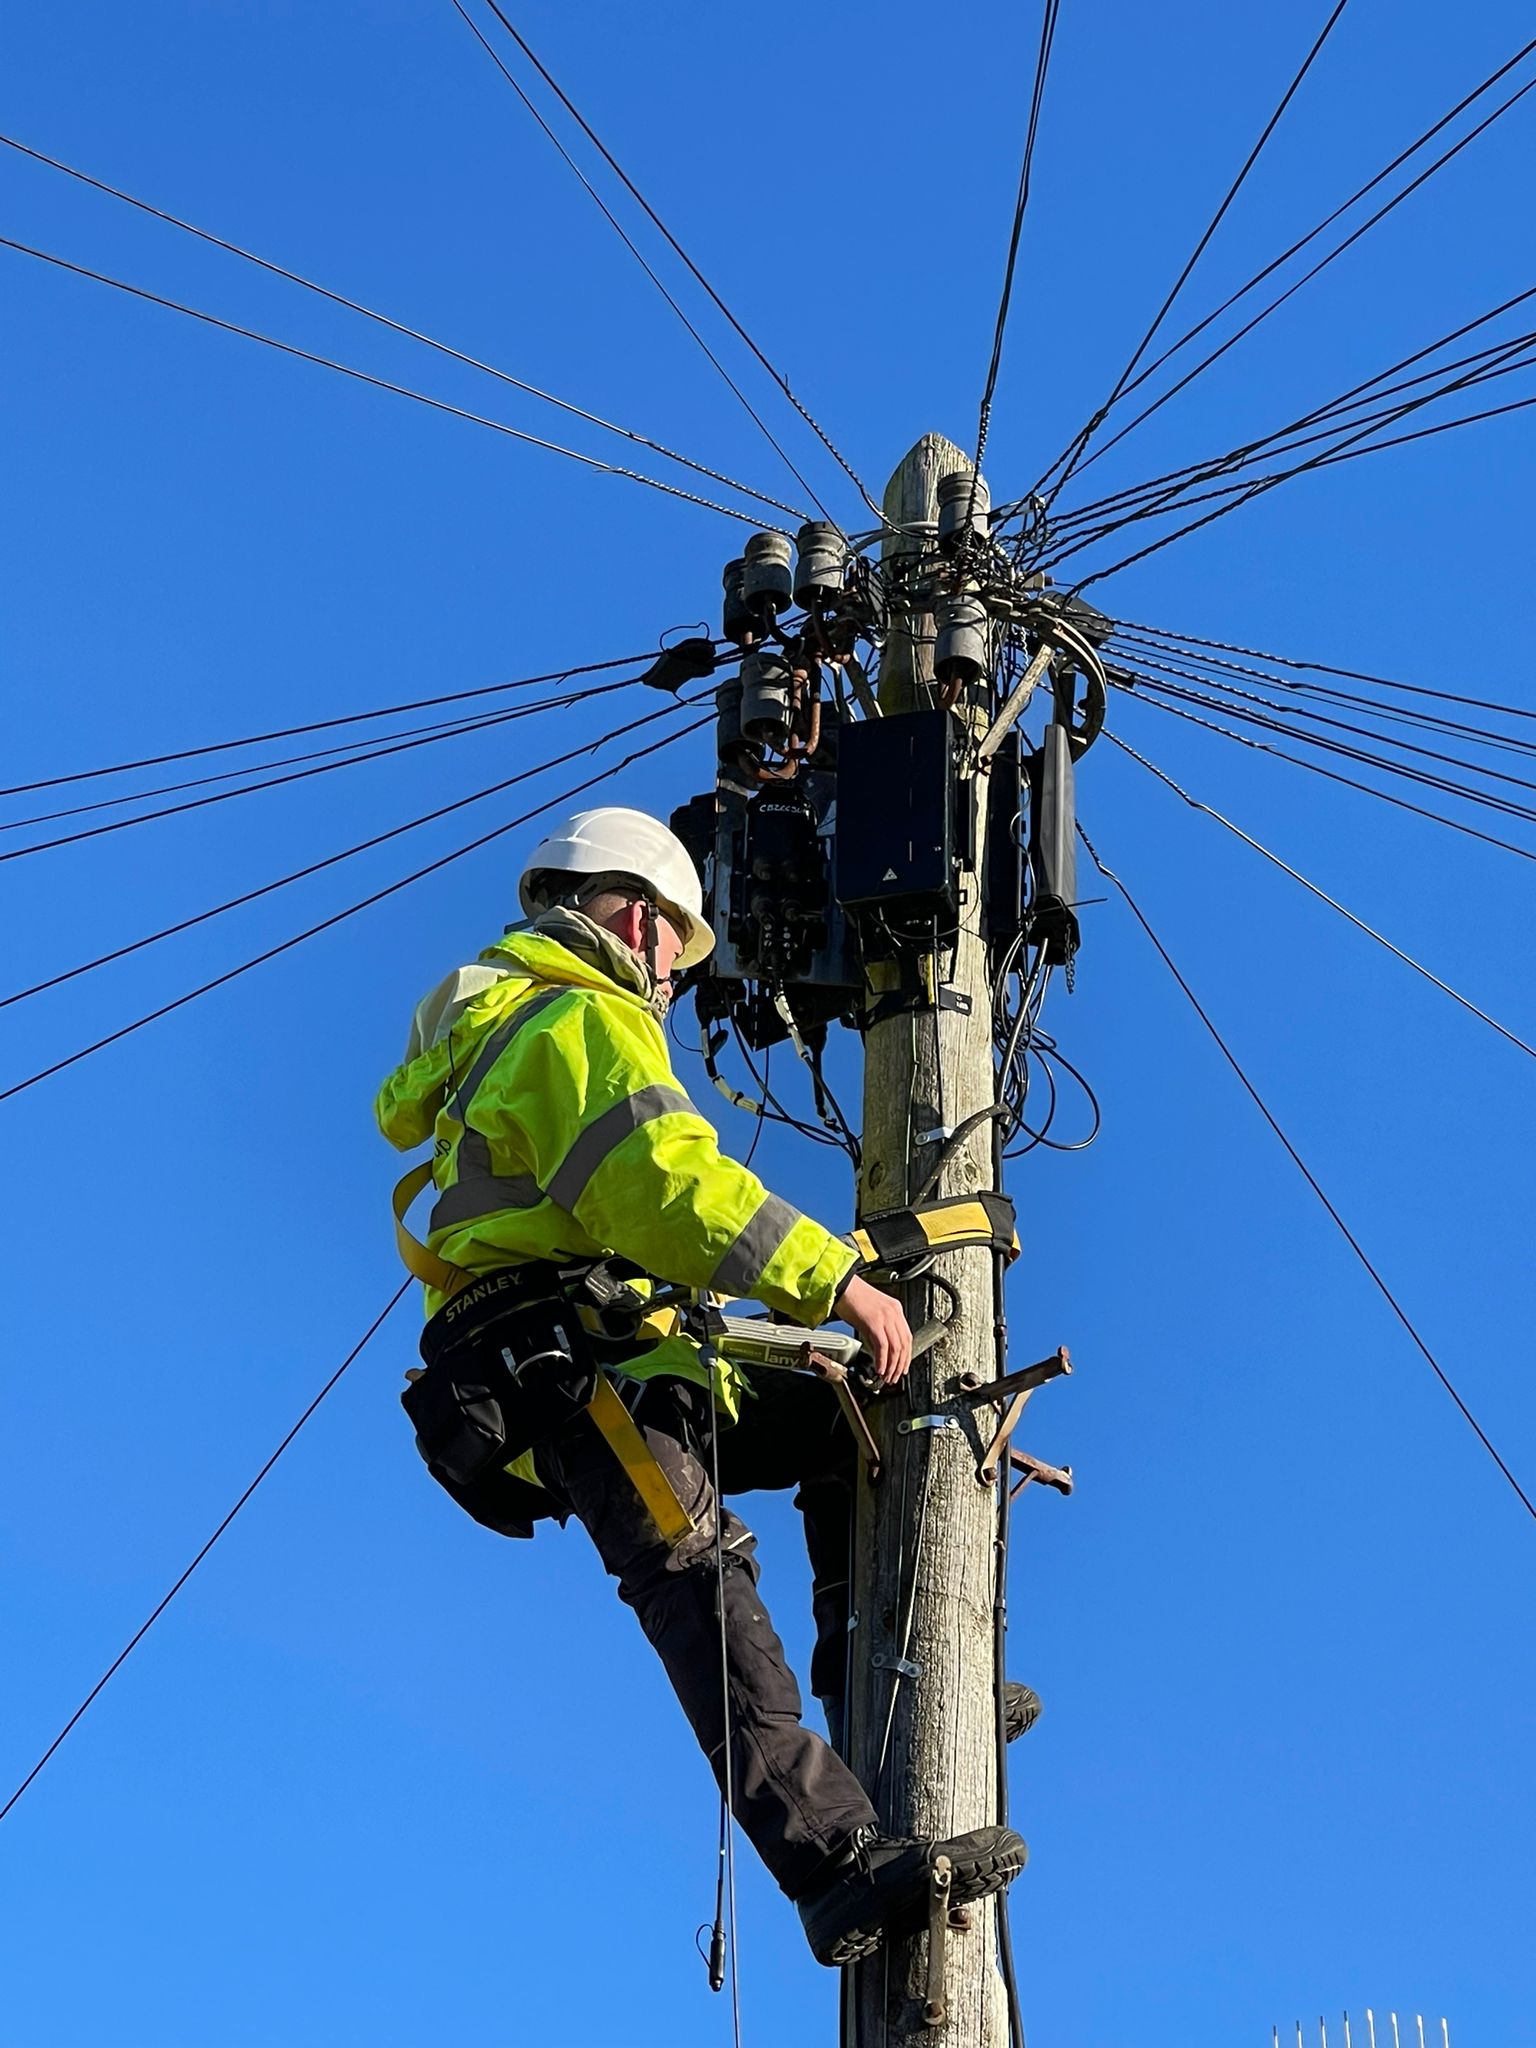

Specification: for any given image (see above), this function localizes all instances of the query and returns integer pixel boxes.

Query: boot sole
[817,1839,1028,1967]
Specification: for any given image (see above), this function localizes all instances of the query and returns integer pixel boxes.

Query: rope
[705,1366,745,2048]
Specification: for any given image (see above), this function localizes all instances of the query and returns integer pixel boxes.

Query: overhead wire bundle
[9,19,1536,2048]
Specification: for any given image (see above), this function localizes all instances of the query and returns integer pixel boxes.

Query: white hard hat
[519,806,715,969]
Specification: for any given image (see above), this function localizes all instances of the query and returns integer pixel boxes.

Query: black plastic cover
[1026,723,1080,963]
[833,708,958,918]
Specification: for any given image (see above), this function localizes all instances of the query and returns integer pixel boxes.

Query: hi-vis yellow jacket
[375,916,858,1404]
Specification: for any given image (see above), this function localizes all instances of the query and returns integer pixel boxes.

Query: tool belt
[403,1259,696,1549]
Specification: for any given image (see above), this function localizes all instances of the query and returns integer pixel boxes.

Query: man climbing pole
[376,805,1027,1965]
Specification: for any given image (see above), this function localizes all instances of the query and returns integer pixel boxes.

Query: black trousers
[533,1366,878,1897]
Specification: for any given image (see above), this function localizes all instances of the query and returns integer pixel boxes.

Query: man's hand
[834,1272,912,1386]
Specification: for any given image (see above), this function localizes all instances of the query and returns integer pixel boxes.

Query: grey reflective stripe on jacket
[544,1084,697,1212]
[710,1192,804,1299]
[429,1130,543,1232]
[445,987,567,1123]
[429,988,569,1233]
[431,994,700,1233]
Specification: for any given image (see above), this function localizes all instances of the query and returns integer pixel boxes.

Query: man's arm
[505,991,909,1375]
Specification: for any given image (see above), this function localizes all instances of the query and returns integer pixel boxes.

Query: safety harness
[390,1161,1018,1547]
[394,1162,701,1546]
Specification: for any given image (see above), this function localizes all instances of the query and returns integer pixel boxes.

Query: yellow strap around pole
[585,1373,697,1550]
[392,1162,474,1298]
[847,1194,1020,1269]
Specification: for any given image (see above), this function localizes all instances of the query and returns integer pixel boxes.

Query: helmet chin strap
[640,898,671,1017]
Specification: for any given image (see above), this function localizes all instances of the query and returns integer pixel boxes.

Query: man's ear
[610,899,646,953]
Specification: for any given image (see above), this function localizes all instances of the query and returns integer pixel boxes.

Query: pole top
[881,433,974,537]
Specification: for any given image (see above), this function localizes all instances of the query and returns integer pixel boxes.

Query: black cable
[806,1043,863,1170]
[0,675,641,862]
[1018,1036,1101,1153]
[1044,325,1536,564]
[1053,341,1536,567]
[1112,619,1536,724]
[1111,643,1536,763]
[1082,33,1536,440]
[730,1024,842,1152]
[1119,670,1536,829]
[1045,328,1536,560]
[972,0,1061,474]
[1036,0,1353,498]
[1107,629,1536,754]
[1064,384,1536,595]
[0,234,770,527]
[0,689,714,1011]
[449,0,833,526]
[1111,649,1536,803]
[1103,728,1536,1061]
[1077,824,1536,1525]
[0,648,686,798]
[1050,290,1536,540]
[1058,62,1536,485]
[0,133,804,524]
[463,0,879,526]
[2,702,549,832]
[0,713,710,1104]
[1116,683,1536,867]
[991,1112,1028,2048]
[0,1280,411,1826]
[740,1044,769,1173]
[990,1068,1040,2026]
[0,676,635,840]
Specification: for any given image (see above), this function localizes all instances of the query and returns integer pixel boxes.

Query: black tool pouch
[402,1288,597,1540]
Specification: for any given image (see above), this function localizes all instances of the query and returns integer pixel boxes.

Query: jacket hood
[376,912,653,1153]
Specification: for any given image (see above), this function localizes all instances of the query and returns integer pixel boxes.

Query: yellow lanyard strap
[392,1162,475,1298]
[585,1373,697,1550]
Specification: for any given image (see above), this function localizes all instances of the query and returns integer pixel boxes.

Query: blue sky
[2,3,1532,2043]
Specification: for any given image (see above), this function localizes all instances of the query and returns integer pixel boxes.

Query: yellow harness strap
[393,1162,474,1299]
[585,1373,697,1549]
[849,1192,1020,1272]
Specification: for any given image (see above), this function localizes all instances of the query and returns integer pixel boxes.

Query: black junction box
[834,708,958,918]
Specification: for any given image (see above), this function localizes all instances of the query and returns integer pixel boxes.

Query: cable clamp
[871,1650,923,1678]
[897,1413,961,1437]
[916,1125,955,1147]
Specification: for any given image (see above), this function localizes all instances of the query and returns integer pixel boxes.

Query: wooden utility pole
[846,435,1012,2045]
